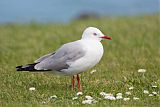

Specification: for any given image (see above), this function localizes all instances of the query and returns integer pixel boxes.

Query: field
[0,14,160,107]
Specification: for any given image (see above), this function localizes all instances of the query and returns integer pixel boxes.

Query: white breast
[62,40,104,75]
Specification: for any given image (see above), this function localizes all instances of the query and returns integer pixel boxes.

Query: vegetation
[0,14,159,107]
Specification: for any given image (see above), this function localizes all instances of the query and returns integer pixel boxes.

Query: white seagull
[16,27,112,91]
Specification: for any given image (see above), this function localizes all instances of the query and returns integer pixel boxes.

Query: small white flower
[100,92,116,100]
[85,96,93,100]
[100,92,107,97]
[152,92,157,95]
[152,85,158,88]
[149,94,153,96]
[50,95,57,99]
[104,95,116,100]
[129,86,134,90]
[123,98,130,101]
[90,69,96,74]
[125,91,131,95]
[116,95,123,99]
[82,100,92,104]
[133,97,139,100]
[72,97,78,100]
[116,93,123,99]
[42,101,46,104]
[116,93,122,96]
[76,92,83,96]
[138,69,146,73]
[29,87,35,91]
[143,90,149,94]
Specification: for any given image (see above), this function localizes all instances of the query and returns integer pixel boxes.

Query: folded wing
[34,41,86,71]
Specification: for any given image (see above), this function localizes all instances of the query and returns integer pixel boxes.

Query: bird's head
[81,27,112,41]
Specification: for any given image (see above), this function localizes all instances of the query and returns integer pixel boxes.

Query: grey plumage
[34,52,55,63]
[34,41,86,71]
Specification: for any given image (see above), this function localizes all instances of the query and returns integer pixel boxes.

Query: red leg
[72,76,75,90]
[77,74,82,91]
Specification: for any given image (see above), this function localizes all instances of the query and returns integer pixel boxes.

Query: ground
[0,14,160,107]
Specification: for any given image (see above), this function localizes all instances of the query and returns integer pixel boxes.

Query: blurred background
[0,0,159,23]
[0,0,160,106]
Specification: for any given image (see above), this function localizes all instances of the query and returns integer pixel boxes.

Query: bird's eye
[93,33,97,36]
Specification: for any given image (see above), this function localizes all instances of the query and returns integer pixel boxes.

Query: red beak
[100,36,112,40]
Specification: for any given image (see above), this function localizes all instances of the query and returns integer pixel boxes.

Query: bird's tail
[16,63,50,72]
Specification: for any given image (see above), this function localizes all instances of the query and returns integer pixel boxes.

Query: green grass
[0,14,160,107]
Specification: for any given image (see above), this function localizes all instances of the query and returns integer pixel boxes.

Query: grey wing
[34,41,86,71]
[34,52,55,63]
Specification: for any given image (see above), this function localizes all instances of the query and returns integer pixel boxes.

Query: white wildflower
[85,96,93,100]
[29,87,35,91]
[152,85,158,88]
[149,94,153,96]
[123,98,130,101]
[138,69,146,73]
[42,101,46,104]
[76,92,83,96]
[100,92,107,97]
[116,93,122,96]
[82,100,92,104]
[50,95,57,99]
[104,94,116,100]
[100,92,116,100]
[129,86,134,90]
[82,95,97,104]
[90,69,96,74]
[143,90,149,94]
[116,95,123,99]
[133,97,139,100]
[116,93,123,99]
[152,92,157,95]
[125,91,131,95]
[72,97,78,100]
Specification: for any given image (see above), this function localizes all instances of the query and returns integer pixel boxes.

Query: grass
[0,14,160,107]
